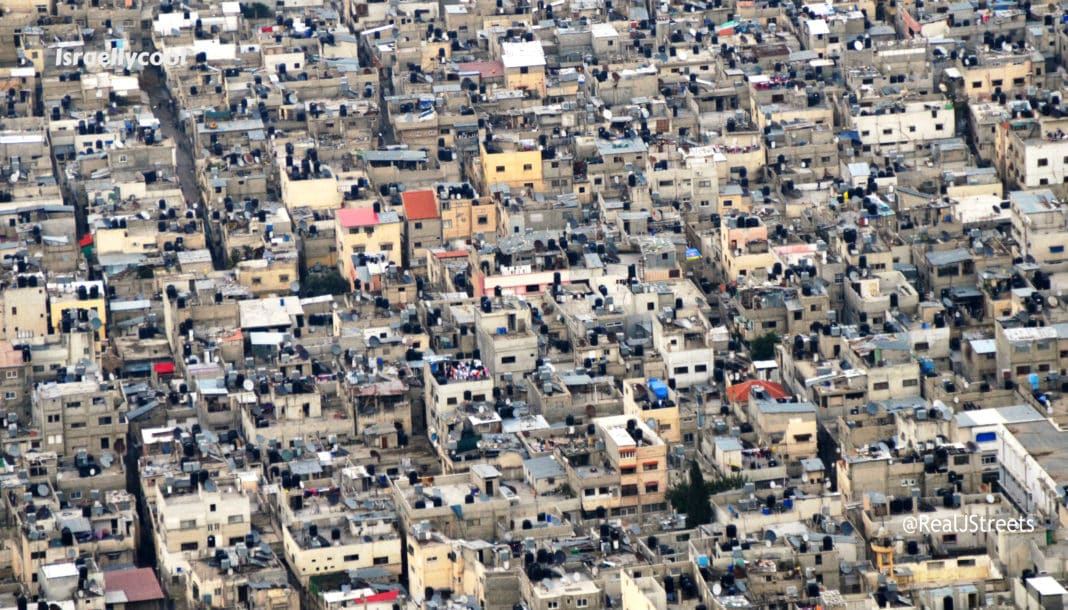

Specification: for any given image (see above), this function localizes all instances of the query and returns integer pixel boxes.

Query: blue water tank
[648,378,669,400]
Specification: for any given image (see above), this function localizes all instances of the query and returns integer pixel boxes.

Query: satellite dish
[1049,296,1059,308]
[289,281,301,294]
[853,39,863,51]
[943,409,953,421]
[712,583,723,596]
[90,318,102,330]
[6,444,19,457]
[242,379,255,392]
[280,449,293,461]
[36,483,48,497]
[986,494,995,504]
[840,521,854,535]
[841,561,853,574]
[802,532,810,542]
[331,344,342,356]
[866,402,878,415]
[764,530,777,543]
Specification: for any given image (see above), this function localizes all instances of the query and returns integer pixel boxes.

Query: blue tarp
[839,130,861,143]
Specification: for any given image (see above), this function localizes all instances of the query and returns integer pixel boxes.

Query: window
[695,364,708,373]
[373,556,390,565]
[942,534,957,544]
[1039,158,1050,167]
[1051,245,1065,254]
[98,416,112,425]
[501,356,516,364]
[413,222,422,230]
[547,604,559,610]
[70,422,86,429]
[228,515,244,524]
[1016,365,1032,375]
[935,123,944,131]
[344,554,360,561]
[496,166,505,173]
[908,126,916,133]
[576,600,589,608]
[180,519,197,530]
[522,164,533,171]
[972,81,982,89]
[477,216,488,225]
[954,455,970,465]
[644,463,658,471]
[873,381,890,391]
[100,438,109,449]
[882,128,892,135]
[519,66,529,74]
[209,504,217,512]
[181,542,199,551]
[279,274,289,282]
[982,454,997,465]
[621,466,636,475]
[902,378,919,387]
[673,366,688,375]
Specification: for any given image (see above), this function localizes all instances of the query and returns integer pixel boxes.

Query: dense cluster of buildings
[0,0,1064,608]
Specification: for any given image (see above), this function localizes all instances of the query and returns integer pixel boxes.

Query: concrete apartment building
[558,415,668,518]
[423,358,496,463]
[720,213,775,281]
[32,380,128,456]
[473,298,538,382]
[153,476,252,591]
[1010,189,1068,269]
[649,290,715,388]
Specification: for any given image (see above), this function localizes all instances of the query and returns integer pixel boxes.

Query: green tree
[301,270,350,298]
[750,332,781,360]
[240,2,273,18]
[685,461,713,528]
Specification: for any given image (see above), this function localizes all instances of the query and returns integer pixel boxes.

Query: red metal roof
[153,361,175,375]
[104,568,165,603]
[337,207,380,228]
[365,591,401,603]
[457,60,504,79]
[726,380,789,402]
[433,250,469,259]
[402,190,439,220]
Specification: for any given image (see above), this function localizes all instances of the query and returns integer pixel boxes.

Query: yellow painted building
[235,254,300,296]
[441,193,498,244]
[280,171,342,212]
[501,41,547,96]
[335,206,403,286]
[479,143,544,193]
[406,531,456,600]
[48,281,107,339]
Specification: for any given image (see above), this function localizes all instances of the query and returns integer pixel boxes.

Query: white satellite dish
[986,494,995,504]
[713,583,723,596]
[242,379,255,392]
